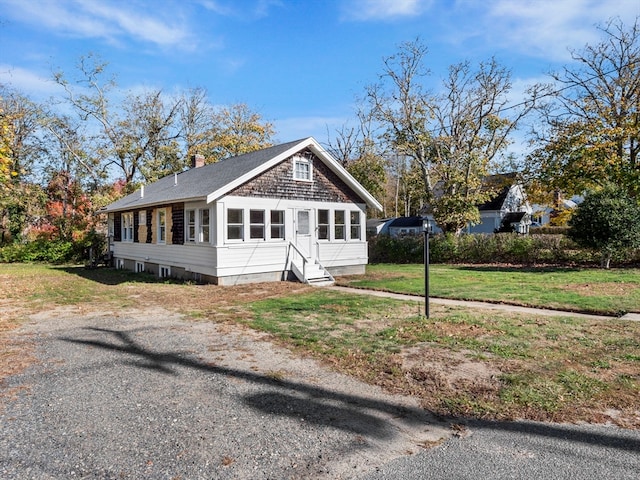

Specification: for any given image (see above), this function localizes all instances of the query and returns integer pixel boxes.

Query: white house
[469,175,532,234]
[420,173,532,234]
[102,137,382,285]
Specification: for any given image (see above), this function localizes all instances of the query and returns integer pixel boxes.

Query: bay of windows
[226,208,286,241]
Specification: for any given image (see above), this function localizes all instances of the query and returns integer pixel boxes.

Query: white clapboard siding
[317,241,368,267]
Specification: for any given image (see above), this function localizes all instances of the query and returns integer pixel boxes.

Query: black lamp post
[423,218,431,318]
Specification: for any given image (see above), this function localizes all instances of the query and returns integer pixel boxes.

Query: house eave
[101,195,208,213]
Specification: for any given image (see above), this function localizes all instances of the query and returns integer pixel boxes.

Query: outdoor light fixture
[423,218,431,319]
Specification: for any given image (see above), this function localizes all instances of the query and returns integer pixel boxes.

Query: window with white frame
[157,209,166,243]
[199,208,210,243]
[136,261,145,273]
[270,210,285,239]
[122,212,134,242]
[159,265,171,278]
[334,210,345,240]
[293,155,311,181]
[227,208,244,240]
[250,210,265,240]
[350,211,361,240]
[138,210,146,225]
[318,209,329,240]
[186,209,196,242]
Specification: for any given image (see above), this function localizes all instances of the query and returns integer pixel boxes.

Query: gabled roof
[388,216,424,228]
[103,137,382,213]
[477,173,518,211]
[423,173,520,215]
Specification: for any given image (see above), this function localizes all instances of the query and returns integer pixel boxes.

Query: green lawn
[336,264,640,315]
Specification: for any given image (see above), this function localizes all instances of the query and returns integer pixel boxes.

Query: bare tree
[54,54,183,187]
[528,17,640,197]
[365,39,540,234]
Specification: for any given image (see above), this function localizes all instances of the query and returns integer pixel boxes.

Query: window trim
[270,210,285,240]
[249,209,265,240]
[122,212,134,242]
[157,208,167,244]
[186,209,196,243]
[159,265,171,278]
[199,208,211,243]
[334,210,346,240]
[318,209,329,241]
[350,211,361,240]
[292,154,312,182]
[227,208,244,241]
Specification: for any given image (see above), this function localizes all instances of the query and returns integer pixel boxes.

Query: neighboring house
[366,218,393,236]
[471,174,532,234]
[423,173,532,234]
[387,216,425,237]
[102,137,382,285]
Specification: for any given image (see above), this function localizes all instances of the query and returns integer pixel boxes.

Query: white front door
[294,209,314,260]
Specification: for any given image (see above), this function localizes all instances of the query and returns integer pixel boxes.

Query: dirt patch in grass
[401,345,502,386]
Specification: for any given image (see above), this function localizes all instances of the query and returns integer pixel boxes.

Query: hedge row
[368,233,640,266]
[0,240,77,263]
[0,231,107,264]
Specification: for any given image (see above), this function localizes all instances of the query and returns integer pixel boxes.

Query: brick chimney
[191,154,205,168]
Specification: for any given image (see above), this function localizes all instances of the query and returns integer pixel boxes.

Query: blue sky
[1,0,638,153]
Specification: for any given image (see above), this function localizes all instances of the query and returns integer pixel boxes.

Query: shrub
[0,230,106,265]
[368,232,635,266]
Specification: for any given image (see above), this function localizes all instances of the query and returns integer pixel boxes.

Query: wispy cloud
[0,64,63,98]
[341,0,433,21]
[199,0,283,20]
[464,0,639,61]
[1,0,196,50]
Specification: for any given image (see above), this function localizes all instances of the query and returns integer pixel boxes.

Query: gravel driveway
[1,306,451,479]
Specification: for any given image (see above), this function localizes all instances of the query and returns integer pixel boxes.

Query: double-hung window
[199,208,210,243]
[270,210,285,239]
[250,210,265,240]
[318,209,329,240]
[293,155,311,181]
[334,210,345,240]
[350,211,361,240]
[157,209,166,244]
[186,210,196,242]
[227,209,244,240]
[122,212,134,242]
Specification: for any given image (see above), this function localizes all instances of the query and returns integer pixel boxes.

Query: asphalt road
[359,420,640,479]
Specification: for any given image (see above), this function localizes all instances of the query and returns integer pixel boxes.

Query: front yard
[337,264,640,316]
[1,263,639,427]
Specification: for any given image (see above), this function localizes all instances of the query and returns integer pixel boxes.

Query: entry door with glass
[294,209,314,260]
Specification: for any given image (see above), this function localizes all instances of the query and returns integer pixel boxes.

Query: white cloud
[341,0,433,21]
[476,0,639,61]
[1,0,196,50]
[198,0,283,20]
[0,64,63,98]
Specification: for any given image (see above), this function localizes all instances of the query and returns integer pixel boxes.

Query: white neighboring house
[469,175,532,234]
[102,137,382,285]
[423,174,532,234]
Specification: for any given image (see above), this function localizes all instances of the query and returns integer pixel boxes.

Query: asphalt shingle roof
[102,139,307,212]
